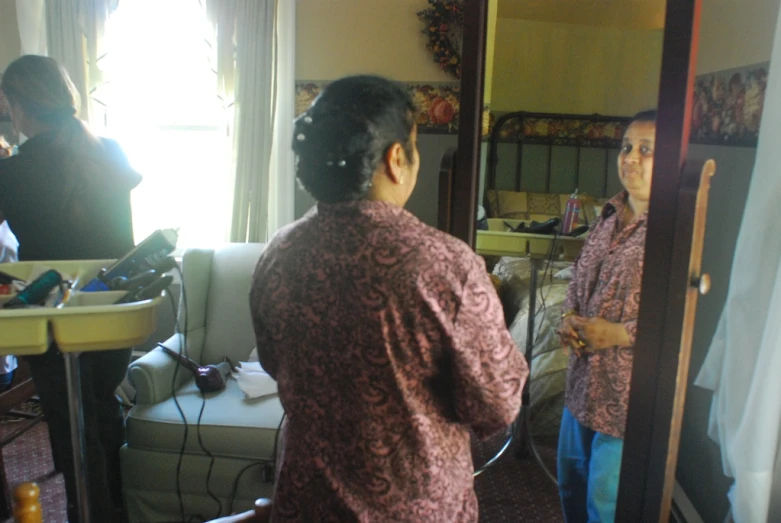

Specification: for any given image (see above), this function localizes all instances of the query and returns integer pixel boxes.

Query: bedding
[493,256,572,436]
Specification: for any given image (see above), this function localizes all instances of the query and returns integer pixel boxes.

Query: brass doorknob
[691,273,711,295]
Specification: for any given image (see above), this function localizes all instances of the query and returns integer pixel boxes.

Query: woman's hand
[570,316,631,352]
[559,312,587,356]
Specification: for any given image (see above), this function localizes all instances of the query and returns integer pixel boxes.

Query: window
[103,0,233,249]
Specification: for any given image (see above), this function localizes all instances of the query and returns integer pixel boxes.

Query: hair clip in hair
[296,133,306,141]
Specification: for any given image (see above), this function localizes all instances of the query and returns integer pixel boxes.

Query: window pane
[104,0,233,248]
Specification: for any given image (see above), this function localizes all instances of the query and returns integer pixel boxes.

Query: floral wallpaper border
[296,81,465,135]
[488,113,629,147]
[690,62,769,147]
[296,81,622,145]
[5,68,768,147]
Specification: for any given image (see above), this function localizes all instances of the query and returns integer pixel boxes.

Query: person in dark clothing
[0,55,142,523]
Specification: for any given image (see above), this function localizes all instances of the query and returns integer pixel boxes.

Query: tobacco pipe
[158,343,226,394]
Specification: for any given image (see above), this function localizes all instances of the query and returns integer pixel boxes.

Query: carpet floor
[0,420,563,522]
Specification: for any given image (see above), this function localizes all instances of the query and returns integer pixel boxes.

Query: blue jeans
[557,407,624,523]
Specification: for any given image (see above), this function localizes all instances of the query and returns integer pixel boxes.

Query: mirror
[443,0,709,521]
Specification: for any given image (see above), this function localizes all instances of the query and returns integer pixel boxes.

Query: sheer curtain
[15,0,47,56]
[45,0,116,125]
[268,0,296,237]
[694,5,781,522]
[228,0,296,243]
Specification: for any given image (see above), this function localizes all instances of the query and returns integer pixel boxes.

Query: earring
[399,178,404,185]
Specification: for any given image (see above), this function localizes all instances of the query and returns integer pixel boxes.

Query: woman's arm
[570,316,633,350]
[447,260,529,439]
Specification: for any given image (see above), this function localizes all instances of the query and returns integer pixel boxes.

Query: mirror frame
[453,1,703,520]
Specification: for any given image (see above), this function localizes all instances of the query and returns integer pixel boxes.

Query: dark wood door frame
[617,1,703,520]
[449,0,488,248]
[452,1,704,521]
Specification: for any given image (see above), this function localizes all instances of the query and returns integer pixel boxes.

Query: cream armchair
[120,244,283,523]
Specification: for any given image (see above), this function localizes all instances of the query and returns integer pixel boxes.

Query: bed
[439,110,631,436]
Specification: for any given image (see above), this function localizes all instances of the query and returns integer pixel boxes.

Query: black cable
[473,233,560,478]
[165,293,190,523]
[170,263,222,519]
[164,263,210,523]
[523,233,562,485]
[226,412,286,515]
[196,391,222,519]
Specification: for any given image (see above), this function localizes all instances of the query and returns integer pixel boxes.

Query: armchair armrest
[128,333,191,405]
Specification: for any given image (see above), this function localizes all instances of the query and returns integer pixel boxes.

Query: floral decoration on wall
[416,0,464,80]
[690,63,769,147]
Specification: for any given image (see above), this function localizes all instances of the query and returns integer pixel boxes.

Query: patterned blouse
[250,200,528,522]
[563,191,647,439]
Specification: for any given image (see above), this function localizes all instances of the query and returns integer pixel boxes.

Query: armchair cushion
[201,244,267,365]
[127,367,283,461]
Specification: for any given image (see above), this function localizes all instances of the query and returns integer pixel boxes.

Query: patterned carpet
[0,420,562,522]
[474,430,563,522]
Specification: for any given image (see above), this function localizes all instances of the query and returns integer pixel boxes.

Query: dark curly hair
[292,75,416,203]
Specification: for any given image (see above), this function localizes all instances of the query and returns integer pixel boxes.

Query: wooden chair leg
[254,498,272,521]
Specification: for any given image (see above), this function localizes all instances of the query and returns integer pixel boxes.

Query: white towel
[232,360,277,399]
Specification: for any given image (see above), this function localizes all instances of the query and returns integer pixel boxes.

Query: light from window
[103,0,233,250]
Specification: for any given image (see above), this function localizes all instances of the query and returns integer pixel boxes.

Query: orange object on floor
[12,482,41,523]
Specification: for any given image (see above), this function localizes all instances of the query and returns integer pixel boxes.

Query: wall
[677,1,781,521]
[0,0,21,72]
[295,0,451,83]
[697,0,780,75]
[490,18,663,114]
[293,0,459,226]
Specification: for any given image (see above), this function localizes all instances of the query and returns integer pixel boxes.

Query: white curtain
[695,5,781,523]
[217,0,296,243]
[268,0,296,236]
[45,0,116,125]
[229,0,277,243]
[15,0,47,56]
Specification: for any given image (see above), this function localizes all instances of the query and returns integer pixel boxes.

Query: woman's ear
[383,143,407,185]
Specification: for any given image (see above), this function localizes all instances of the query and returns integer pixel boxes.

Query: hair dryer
[158,344,226,394]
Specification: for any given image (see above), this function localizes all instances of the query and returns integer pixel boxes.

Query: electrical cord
[474,234,560,478]
[164,263,215,523]
[165,293,193,523]
[522,233,561,485]
[226,412,286,515]
[171,263,223,520]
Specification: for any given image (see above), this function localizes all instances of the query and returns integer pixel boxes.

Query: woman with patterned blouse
[556,110,656,523]
[249,75,528,522]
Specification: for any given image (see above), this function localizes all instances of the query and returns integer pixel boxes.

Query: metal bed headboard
[486,111,632,197]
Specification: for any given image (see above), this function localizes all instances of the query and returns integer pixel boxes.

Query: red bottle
[562,189,581,234]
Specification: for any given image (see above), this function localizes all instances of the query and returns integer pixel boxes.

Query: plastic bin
[476,219,585,259]
[0,260,162,355]
[476,219,528,257]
